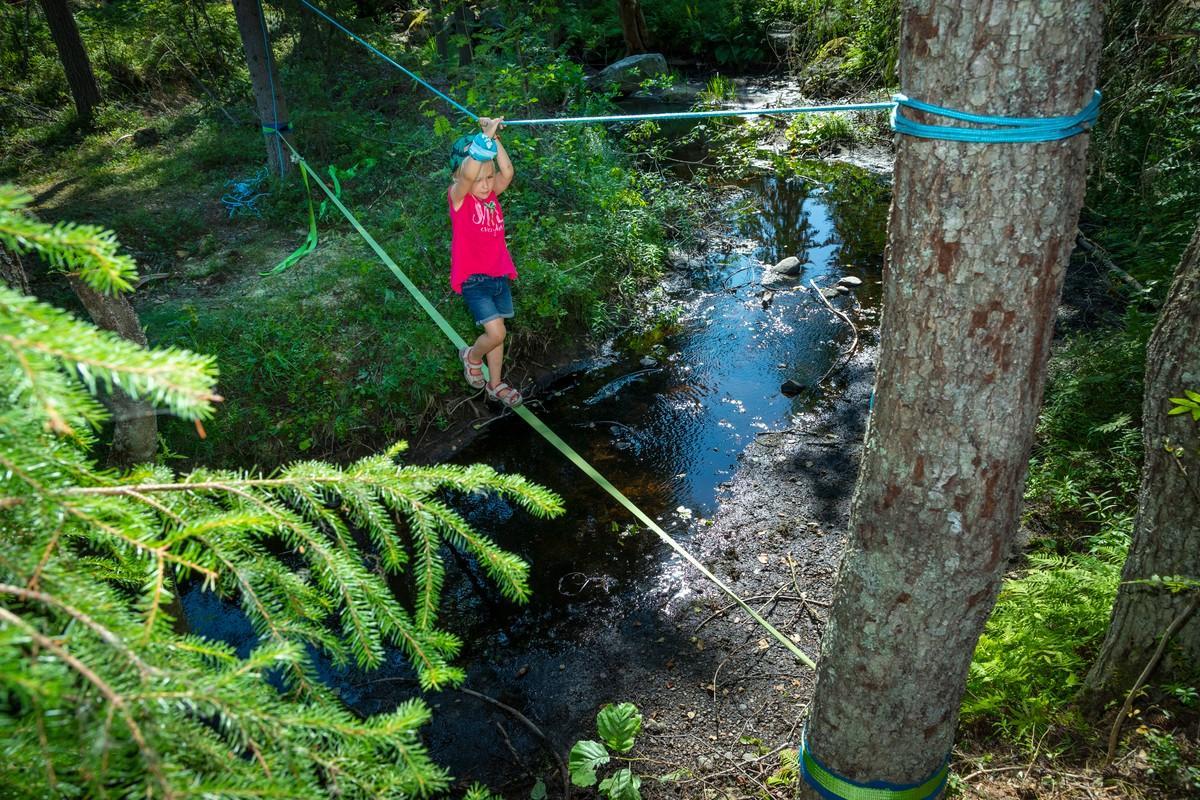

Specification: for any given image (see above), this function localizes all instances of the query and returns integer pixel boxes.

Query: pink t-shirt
[448,190,517,294]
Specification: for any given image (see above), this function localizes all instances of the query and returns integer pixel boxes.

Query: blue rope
[501,102,895,127]
[221,168,270,218]
[294,0,477,120]
[290,0,1099,142]
[255,0,286,169]
[891,91,1101,143]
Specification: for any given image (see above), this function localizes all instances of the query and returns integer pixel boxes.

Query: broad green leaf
[596,702,642,753]
[530,778,547,800]
[1167,395,1200,421]
[568,740,609,787]
[599,768,642,800]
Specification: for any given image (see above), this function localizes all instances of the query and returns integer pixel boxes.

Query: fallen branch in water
[809,279,860,386]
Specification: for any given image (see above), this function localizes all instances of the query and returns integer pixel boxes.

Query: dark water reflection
[183,163,889,792]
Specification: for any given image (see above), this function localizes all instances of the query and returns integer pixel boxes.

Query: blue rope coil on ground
[221,168,269,218]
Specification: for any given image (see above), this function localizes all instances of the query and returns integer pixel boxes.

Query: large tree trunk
[798,1,1102,793]
[1084,220,1200,698]
[617,0,650,55]
[67,277,158,464]
[231,0,292,177]
[38,0,101,126]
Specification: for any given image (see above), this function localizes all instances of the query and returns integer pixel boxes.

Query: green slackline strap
[270,133,816,670]
[800,731,950,800]
[261,165,318,276]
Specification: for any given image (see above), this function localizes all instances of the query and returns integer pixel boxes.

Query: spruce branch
[0,185,138,295]
[0,606,174,799]
[0,583,160,680]
[1,287,221,424]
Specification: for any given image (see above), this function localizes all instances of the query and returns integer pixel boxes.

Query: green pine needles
[0,189,564,797]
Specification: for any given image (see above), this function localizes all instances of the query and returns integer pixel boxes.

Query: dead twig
[458,686,571,800]
[1075,231,1148,296]
[958,763,1029,784]
[695,592,829,633]
[1105,592,1200,765]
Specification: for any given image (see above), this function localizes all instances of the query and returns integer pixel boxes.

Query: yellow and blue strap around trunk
[801,728,950,800]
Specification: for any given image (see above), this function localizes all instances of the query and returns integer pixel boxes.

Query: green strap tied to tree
[261,165,318,276]
[268,132,816,670]
[261,155,378,277]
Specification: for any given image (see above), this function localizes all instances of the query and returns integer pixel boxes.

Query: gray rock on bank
[591,53,668,94]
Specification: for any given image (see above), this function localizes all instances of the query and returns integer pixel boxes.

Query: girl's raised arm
[490,119,514,196]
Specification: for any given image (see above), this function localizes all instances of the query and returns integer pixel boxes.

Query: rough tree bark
[1084,219,1200,698]
[38,0,101,126]
[230,0,292,177]
[0,248,30,295]
[798,1,1102,793]
[617,0,650,55]
[67,277,158,464]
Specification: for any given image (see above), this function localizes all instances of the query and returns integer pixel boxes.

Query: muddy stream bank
[183,88,892,796]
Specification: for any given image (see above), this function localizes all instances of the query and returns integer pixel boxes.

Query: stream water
[182,92,892,793]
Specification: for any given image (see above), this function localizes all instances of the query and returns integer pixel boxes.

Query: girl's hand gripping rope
[468,117,504,162]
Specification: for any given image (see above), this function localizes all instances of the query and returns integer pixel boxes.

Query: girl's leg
[473,318,506,385]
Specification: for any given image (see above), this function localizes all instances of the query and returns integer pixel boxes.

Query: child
[449,116,522,408]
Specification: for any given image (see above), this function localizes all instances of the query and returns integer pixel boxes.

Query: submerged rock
[780,379,805,396]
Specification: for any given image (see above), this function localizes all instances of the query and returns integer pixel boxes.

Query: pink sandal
[460,346,485,389]
[486,382,523,408]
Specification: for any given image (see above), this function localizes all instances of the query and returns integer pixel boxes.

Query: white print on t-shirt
[471,197,505,234]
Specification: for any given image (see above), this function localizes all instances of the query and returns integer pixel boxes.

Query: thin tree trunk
[1084,219,1200,699]
[799,1,1102,793]
[67,277,158,464]
[0,248,31,295]
[38,0,101,126]
[617,0,650,55]
[453,1,472,68]
[431,0,449,62]
[230,0,292,177]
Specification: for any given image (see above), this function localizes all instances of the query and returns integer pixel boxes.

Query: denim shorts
[461,274,514,326]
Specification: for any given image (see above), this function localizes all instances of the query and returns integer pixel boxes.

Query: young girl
[449,115,522,407]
